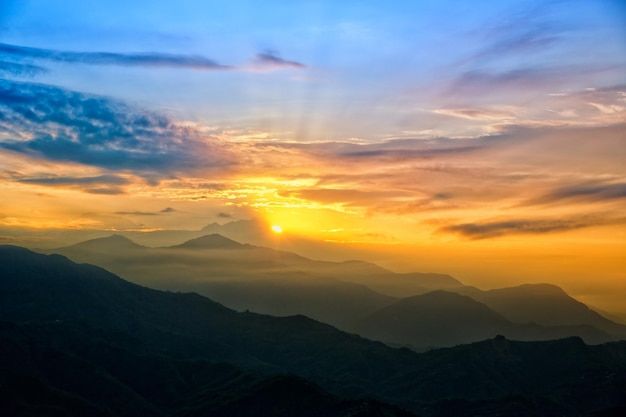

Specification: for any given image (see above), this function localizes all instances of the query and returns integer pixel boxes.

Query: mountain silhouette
[173,233,246,250]
[44,234,460,331]
[44,235,626,346]
[356,290,617,349]
[454,284,626,336]
[356,291,511,348]
[65,233,145,252]
[2,245,626,416]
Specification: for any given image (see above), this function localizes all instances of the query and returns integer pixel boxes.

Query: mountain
[44,235,626,346]
[49,234,462,297]
[453,284,626,337]
[0,321,416,417]
[173,233,247,250]
[356,291,618,349]
[43,234,461,331]
[200,278,397,330]
[198,218,401,264]
[64,233,145,252]
[2,245,626,416]
[356,291,512,349]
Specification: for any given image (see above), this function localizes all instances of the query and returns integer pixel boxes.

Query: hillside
[453,284,626,336]
[2,245,626,416]
[356,291,617,349]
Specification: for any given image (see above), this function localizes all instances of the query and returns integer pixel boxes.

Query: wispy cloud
[0,42,231,70]
[16,174,130,195]
[464,1,565,65]
[258,137,483,162]
[0,61,47,77]
[17,174,128,186]
[115,211,159,216]
[279,188,407,206]
[433,108,514,121]
[115,207,179,216]
[253,52,306,70]
[0,43,307,77]
[439,215,623,240]
[588,102,625,114]
[525,182,626,206]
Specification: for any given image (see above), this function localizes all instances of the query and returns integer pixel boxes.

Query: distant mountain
[2,245,626,417]
[356,291,511,349]
[355,290,619,349]
[51,234,461,296]
[173,233,246,250]
[44,235,626,347]
[64,233,145,252]
[44,234,460,331]
[201,218,268,242]
[453,284,626,337]
[200,278,397,330]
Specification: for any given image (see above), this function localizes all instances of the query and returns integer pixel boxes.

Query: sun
[271,225,283,234]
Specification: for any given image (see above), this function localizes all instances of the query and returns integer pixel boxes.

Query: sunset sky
[1,1,625,312]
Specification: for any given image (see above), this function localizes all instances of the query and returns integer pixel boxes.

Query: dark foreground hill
[2,245,626,417]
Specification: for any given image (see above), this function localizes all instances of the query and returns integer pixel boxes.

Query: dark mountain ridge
[2,245,626,416]
[173,233,248,250]
[357,290,617,349]
[453,284,626,336]
[64,233,145,251]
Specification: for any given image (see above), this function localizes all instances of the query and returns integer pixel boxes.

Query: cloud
[253,52,306,70]
[0,61,47,77]
[258,137,483,162]
[83,187,125,195]
[438,215,623,239]
[588,102,625,114]
[16,174,130,195]
[449,67,560,95]
[0,78,232,179]
[0,43,307,78]
[279,188,407,205]
[336,146,479,161]
[17,174,129,186]
[433,108,514,121]
[525,182,626,206]
[115,207,179,216]
[445,65,623,100]
[0,42,231,70]
[217,212,232,218]
[472,29,559,62]
[463,2,565,65]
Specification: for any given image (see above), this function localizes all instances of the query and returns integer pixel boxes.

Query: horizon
[1,1,625,316]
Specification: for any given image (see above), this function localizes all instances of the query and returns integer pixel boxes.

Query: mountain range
[43,234,626,349]
[2,245,626,416]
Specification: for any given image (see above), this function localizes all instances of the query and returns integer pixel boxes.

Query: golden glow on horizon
[271,225,283,233]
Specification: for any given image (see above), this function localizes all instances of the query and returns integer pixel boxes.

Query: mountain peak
[175,233,244,249]
[517,283,567,295]
[65,234,143,251]
[201,218,263,232]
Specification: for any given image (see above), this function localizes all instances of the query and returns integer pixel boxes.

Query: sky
[0,1,625,312]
